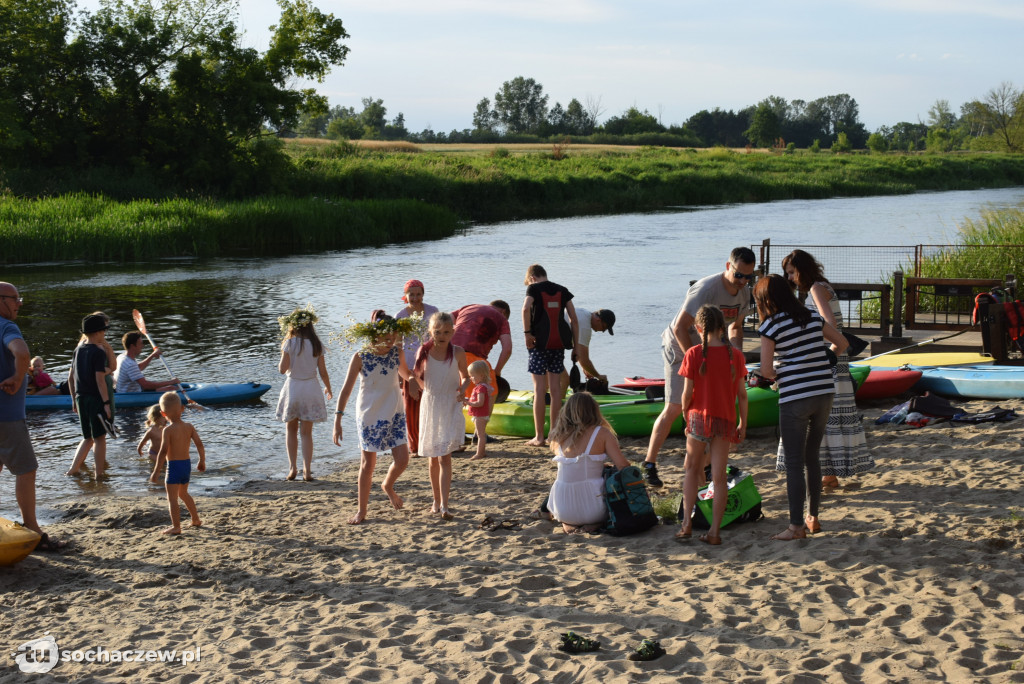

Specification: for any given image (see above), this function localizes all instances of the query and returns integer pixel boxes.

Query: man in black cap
[566,307,616,383]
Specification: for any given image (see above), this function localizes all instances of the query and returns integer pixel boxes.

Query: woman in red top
[675,305,748,545]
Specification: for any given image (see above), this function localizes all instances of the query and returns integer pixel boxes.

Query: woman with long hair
[781,250,873,489]
[753,275,848,540]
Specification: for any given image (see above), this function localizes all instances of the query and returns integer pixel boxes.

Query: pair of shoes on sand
[557,633,665,661]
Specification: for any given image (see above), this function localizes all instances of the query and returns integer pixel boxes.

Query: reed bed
[919,207,1024,280]
[0,194,459,264]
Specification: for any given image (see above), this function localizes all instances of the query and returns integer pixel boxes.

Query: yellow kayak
[0,517,40,566]
[854,352,994,369]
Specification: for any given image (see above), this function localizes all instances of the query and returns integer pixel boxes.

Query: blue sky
[76,0,1024,133]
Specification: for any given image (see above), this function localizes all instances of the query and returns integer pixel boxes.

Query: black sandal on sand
[628,639,666,661]
[557,632,600,653]
[34,533,68,553]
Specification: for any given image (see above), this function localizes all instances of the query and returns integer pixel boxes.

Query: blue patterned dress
[356,346,407,452]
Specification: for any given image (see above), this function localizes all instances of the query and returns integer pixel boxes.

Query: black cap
[595,309,615,335]
[81,314,109,334]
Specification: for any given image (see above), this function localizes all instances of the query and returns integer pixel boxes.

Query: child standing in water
[466,360,494,461]
[334,310,420,525]
[276,305,333,481]
[676,305,748,546]
[149,392,206,535]
[136,404,167,465]
[414,312,470,519]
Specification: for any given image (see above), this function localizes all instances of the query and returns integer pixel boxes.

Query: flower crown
[336,312,426,351]
[278,304,319,335]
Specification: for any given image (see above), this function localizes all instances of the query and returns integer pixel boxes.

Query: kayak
[912,365,1024,400]
[0,517,40,566]
[465,379,813,437]
[852,352,994,369]
[26,382,272,411]
[855,368,923,400]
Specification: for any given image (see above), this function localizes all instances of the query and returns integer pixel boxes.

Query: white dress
[356,346,407,452]
[418,352,466,458]
[275,338,327,423]
[548,427,608,526]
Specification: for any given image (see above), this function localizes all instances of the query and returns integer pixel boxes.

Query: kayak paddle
[132,309,206,410]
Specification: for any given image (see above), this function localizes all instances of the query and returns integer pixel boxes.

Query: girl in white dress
[414,312,470,519]
[334,310,420,525]
[276,305,332,481]
[546,392,630,534]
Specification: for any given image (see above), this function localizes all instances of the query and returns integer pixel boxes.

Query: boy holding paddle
[149,392,205,534]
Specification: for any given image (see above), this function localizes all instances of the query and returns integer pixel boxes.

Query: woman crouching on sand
[753,275,847,540]
[545,392,630,534]
[334,310,421,525]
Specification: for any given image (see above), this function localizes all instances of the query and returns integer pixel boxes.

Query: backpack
[602,465,658,536]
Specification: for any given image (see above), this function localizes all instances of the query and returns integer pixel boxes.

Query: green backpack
[603,465,658,536]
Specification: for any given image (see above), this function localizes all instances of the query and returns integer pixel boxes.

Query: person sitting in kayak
[27,356,60,395]
[114,332,179,393]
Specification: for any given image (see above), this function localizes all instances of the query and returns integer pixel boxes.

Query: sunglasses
[732,271,756,281]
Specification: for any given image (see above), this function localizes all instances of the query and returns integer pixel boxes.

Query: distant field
[285,138,766,157]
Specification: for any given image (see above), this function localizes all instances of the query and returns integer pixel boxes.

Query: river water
[6,187,1024,520]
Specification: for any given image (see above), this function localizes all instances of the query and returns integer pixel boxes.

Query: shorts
[166,459,191,485]
[528,348,565,375]
[75,394,108,439]
[662,331,684,405]
[0,421,39,476]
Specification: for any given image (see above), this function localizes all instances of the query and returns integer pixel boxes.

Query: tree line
[4,0,1022,201]
[297,76,1024,154]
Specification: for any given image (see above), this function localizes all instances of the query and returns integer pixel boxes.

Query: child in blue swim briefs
[149,392,206,535]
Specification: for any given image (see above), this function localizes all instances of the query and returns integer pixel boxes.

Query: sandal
[628,638,666,661]
[698,533,722,545]
[34,533,68,553]
[557,631,600,653]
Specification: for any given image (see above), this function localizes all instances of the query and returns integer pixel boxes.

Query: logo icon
[14,633,59,674]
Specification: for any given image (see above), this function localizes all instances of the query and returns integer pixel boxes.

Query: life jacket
[533,288,573,350]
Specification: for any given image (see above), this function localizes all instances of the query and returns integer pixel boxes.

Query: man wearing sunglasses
[0,282,65,551]
[641,247,757,487]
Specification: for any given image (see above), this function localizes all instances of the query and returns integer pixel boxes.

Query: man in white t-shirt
[115,332,180,393]
[563,307,616,383]
[641,247,756,487]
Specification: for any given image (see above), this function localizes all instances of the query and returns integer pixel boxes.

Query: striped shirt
[759,310,834,404]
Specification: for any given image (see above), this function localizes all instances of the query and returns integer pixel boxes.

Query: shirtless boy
[149,392,205,535]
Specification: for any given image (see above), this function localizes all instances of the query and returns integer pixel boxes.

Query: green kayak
[465,365,870,438]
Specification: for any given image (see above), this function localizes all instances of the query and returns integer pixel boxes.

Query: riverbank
[4,148,1024,264]
[4,398,1022,682]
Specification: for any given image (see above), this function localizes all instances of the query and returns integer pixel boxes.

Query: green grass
[0,194,460,263]
[4,144,1024,263]
[651,491,682,523]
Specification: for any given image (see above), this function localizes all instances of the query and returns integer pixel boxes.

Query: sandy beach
[3,397,1024,683]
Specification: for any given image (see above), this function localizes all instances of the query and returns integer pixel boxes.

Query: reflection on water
[6,187,1024,521]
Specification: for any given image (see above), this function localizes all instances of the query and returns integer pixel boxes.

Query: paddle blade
[132,309,148,335]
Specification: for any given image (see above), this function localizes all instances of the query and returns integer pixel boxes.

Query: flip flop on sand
[557,632,600,654]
